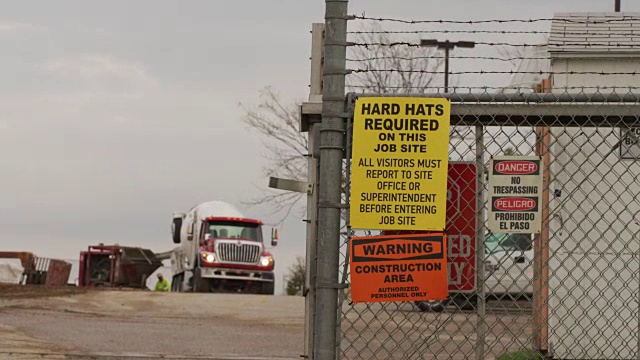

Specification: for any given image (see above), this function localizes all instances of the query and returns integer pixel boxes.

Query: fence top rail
[347,92,640,103]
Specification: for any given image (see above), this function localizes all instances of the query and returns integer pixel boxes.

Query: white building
[544,12,640,360]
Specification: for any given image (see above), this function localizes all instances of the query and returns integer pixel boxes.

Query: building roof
[549,12,640,57]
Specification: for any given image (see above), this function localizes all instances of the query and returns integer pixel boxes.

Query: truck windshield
[485,233,532,254]
[204,221,261,241]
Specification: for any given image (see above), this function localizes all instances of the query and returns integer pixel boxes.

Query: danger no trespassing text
[492,185,539,194]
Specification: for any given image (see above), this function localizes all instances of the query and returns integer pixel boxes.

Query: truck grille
[216,241,261,264]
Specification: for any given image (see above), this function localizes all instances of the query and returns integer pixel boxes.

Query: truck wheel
[414,299,449,313]
[192,268,209,293]
[260,282,275,295]
[171,274,182,292]
[178,273,185,292]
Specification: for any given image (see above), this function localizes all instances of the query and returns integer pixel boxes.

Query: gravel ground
[0,285,533,360]
[0,284,88,299]
[0,287,304,359]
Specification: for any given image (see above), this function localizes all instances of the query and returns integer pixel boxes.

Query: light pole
[420,39,476,93]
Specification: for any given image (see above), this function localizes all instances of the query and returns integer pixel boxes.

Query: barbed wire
[351,14,640,25]
[347,55,542,62]
[350,41,640,48]
[346,55,640,63]
[349,29,640,37]
[345,85,640,90]
[349,29,550,35]
[349,69,640,76]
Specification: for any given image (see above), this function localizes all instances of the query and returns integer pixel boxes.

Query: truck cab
[169,201,277,294]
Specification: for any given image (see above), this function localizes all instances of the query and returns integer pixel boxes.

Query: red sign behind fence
[380,162,477,292]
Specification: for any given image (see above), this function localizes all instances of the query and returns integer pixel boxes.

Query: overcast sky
[2,0,639,293]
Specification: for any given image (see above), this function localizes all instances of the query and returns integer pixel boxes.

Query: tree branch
[240,21,447,221]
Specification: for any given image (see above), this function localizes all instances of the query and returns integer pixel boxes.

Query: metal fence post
[315,1,348,360]
[303,22,325,360]
[335,110,354,360]
[305,123,319,360]
[475,124,486,360]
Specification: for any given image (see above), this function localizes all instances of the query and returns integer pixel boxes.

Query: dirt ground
[0,285,305,359]
[0,284,88,300]
[0,285,532,360]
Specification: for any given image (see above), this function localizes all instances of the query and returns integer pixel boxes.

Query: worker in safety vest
[154,273,170,292]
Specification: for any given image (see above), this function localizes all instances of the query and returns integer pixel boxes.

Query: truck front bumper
[199,267,274,282]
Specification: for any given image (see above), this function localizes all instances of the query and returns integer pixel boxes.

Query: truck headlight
[260,256,274,267]
[201,252,216,263]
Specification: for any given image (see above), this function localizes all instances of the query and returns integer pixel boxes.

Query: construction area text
[349,234,448,303]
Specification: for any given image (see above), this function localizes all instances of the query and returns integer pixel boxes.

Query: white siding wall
[548,57,640,359]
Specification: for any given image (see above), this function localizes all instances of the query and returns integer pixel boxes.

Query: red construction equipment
[78,244,164,289]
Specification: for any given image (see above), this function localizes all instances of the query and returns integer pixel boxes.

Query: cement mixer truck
[168,201,278,294]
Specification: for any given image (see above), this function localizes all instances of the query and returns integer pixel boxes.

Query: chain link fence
[309,8,640,359]
[330,89,640,360]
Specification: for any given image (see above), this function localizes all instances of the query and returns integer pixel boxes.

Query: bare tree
[238,87,307,222]
[347,22,444,93]
[239,22,443,222]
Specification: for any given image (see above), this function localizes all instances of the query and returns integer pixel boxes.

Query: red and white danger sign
[488,156,543,234]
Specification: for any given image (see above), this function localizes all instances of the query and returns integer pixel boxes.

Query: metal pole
[615,0,621,12]
[420,39,473,93]
[335,112,353,360]
[474,124,486,360]
[305,123,319,360]
[541,130,551,352]
[444,47,449,93]
[304,22,324,360]
[315,0,348,359]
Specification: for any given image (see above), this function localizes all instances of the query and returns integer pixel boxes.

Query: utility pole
[315,0,348,359]
[420,39,476,92]
[269,22,324,360]
[615,0,621,12]
[299,22,324,360]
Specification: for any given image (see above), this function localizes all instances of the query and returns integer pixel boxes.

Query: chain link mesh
[332,88,640,360]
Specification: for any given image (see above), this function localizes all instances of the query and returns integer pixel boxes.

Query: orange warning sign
[349,233,448,303]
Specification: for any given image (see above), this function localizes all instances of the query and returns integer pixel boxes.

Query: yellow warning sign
[350,97,451,230]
